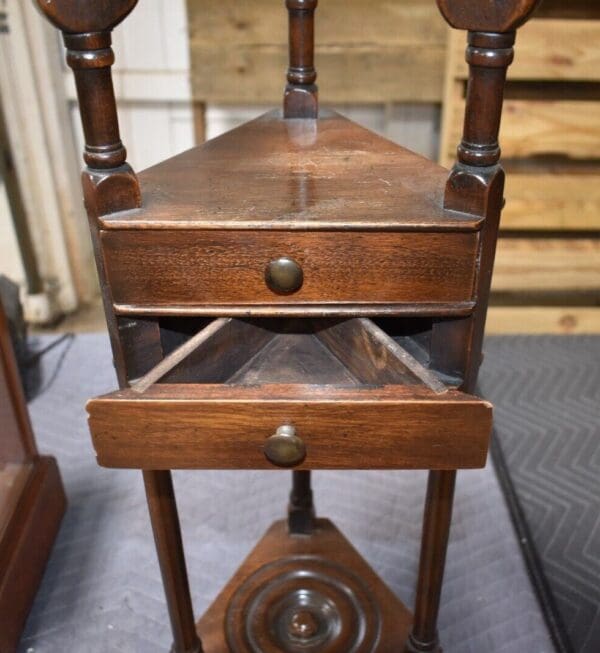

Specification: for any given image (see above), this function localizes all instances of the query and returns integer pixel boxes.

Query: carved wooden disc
[225,555,381,652]
[196,520,412,652]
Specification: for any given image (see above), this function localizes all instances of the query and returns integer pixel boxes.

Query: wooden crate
[440,12,600,333]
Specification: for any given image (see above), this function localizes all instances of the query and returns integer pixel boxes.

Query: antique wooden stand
[36,1,540,650]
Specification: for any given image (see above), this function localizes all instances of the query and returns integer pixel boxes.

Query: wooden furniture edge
[0,456,66,653]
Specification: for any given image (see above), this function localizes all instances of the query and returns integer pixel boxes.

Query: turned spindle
[284,0,318,118]
[36,1,135,171]
[34,0,141,218]
[64,31,127,170]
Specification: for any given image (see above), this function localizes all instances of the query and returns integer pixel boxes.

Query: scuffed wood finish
[101,229,479,310]
[116,316,163,381]
[87,384,491,471]
[36,0,541,649]
[100,111,480,232]
[227,331,361,386]
[160,319,274,386]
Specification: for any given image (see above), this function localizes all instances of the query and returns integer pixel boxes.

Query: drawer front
[87,386,492,470]
[101,230,478,311]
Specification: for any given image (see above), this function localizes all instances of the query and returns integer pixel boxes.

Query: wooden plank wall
[440,2,600,333]
[187,0,447,104]
[187,0,599,333]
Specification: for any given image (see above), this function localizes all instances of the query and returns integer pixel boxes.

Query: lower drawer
[87,317,491,470]
[88,384,491,470]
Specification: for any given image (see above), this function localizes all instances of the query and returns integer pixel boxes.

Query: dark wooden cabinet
[0,302,66,653]
[35,1,541,651]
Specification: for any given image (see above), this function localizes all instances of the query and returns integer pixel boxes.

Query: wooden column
[144,471,203,653]
[406,471,456,653]
[288,470,316,534]
[284,0,318,118]
[409,3,542,651]
[35,3,202,652]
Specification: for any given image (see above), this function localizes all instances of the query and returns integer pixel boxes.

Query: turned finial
[284,0,318,119]
[34,0,137,171]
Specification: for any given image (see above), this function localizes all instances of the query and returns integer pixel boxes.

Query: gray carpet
[18,333,553,653]
[479,337,600,653]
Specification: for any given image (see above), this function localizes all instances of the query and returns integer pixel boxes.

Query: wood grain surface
[101,111,480,232]
[197,519,412,652]
[87,384,491,471]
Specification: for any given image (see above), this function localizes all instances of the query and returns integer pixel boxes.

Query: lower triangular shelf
[197,518,412,652]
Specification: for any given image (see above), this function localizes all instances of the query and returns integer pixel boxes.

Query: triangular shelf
[196,519,413,652]
[100,110,479,232]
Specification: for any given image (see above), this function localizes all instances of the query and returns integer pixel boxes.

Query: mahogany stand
[35,1,541,650]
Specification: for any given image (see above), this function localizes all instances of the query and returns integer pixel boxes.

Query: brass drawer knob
[264,424,306,467]
[265,257,303,294]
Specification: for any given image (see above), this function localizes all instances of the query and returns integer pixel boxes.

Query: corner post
[407,4,541,653]
[35,4,202,652]
[284,0,318,118]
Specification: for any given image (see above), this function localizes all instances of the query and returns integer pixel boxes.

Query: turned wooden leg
[406,470,456,653]
[143,470,203,653]
[288,470,316,534]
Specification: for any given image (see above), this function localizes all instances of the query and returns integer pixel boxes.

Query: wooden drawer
[100,230,479,314]
[87,318,492,470]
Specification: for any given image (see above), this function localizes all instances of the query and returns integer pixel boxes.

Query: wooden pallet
[187,0,447,105]
[440,9,600,333]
